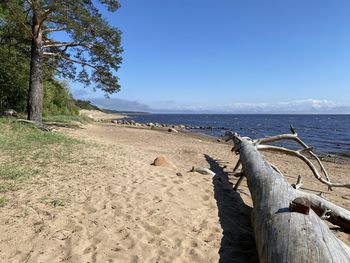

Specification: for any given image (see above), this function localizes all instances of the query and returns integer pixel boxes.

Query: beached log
[297,190,350,232]
[236,137,350,262]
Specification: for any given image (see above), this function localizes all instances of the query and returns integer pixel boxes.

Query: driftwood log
[229,134,350,262]
[16,119,56,132]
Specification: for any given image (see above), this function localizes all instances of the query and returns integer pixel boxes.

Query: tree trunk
[297,190,350,232]
[27,0,43,122]
[238,139,350,262]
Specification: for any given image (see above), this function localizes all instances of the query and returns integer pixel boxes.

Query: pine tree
[2,0,122,122]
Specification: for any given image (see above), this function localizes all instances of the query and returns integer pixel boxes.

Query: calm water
[124,114,350,156]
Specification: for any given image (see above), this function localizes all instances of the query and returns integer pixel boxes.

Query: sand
[79,109,126,121]
[0,115,349,262]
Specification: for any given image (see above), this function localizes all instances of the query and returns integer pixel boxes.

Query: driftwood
[226,132,350,262]
[297,190,350,232]
[190,167,216,176]
[16,119,56,132]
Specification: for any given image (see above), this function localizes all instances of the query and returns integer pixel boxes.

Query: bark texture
[27,0,43,122]
[239,139,350,263]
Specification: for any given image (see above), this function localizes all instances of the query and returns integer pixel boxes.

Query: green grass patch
[0,197,7,207]
[43,114,92,124]
[0,118,82,158]
[49,199,65,207]
[0,118,89,195]
[0,164,36,193]
[0,182,17,193]
[0,164,37,180]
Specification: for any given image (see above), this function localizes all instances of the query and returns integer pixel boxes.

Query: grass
[0,182,17,193]
[0,165,37,180]
[0,117,89,198]
[0,197,7,207]
[43,114,92,124]
[49,199,65,207]
[0,118,82,159]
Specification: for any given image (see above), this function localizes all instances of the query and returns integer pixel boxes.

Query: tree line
[0,0,122,121]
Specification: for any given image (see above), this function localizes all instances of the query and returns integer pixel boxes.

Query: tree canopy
[1,0,123,121]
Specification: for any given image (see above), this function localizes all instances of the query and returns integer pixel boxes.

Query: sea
[124,114,350,157]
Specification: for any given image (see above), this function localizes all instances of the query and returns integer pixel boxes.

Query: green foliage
[43,80,79,116]
[44,0,123,93]
[2,0,123,94]
[74,100,100,111]
[0,1,122,119]
[0,4,30,112]
[0,6,80,116]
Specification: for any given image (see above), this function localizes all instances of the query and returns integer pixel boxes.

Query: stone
[3,109,18,117]
[152,156,176,168]
[168,128,178,133]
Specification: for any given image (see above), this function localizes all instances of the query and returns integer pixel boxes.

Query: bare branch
[233,159,241,172]
[268,161,284,176]
[253,133,331,184]
[292,175,303,189]
[256,144,350,189]
[233,174,245,191]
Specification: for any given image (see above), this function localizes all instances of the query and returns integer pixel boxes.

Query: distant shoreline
[114,113,350,159]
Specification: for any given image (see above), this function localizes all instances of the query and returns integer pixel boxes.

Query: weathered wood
[238,139,350,263]
[28,0,44,122]
[297,190,350,232]
[289,197,311,215]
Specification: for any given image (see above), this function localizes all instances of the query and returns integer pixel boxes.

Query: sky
[70,0,350,113]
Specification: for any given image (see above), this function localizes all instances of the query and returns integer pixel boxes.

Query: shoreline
[117,113,350,158]
[109,118,350,164]
[0,119,349,261]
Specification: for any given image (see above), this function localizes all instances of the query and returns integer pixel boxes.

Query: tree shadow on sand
[204,154,258,263]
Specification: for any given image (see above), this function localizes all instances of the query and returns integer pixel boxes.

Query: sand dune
[0,122,349,262]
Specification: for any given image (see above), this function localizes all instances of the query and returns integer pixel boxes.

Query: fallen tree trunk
[238,139,350,262]
[297,190,350,232]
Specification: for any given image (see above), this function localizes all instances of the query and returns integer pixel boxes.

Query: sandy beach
[0,115,349,262]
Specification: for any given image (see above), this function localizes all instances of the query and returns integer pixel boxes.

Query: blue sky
[71,0,350,113]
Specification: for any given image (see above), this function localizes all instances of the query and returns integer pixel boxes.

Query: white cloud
[83,97,350,114]
[151,99,350,114]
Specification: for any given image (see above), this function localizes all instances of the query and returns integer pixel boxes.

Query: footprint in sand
[140,221,162,236]
[202,195,210,201]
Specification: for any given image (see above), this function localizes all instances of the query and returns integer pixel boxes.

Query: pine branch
[42,41,92,49]
[43,51,98,70]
